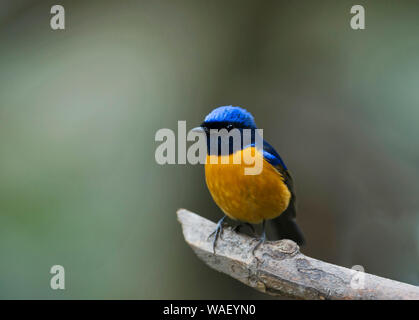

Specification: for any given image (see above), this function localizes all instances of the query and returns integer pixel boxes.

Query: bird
[192,106,305,254]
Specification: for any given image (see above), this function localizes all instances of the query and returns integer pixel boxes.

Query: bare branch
[177,208,419,300]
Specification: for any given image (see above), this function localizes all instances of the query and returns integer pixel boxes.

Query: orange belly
[205,147,291,224]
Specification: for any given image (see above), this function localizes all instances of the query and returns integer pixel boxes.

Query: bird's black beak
[191,126,206,134]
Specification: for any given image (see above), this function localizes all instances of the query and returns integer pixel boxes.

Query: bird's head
[193,106,257,135]
[192,106,258,155]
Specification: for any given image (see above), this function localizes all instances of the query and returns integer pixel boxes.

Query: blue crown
[204,106,256,128]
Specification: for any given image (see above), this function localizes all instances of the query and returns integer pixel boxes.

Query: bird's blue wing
[262,141,305,244]
[243,139,288,171]
[262,140,287,170]
[243,139,305,244]
[262,140,296,217]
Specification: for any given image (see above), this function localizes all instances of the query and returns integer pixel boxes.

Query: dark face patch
[201,121,251,132]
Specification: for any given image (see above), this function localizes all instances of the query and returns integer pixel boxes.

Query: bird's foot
[251,235,266,256]
[251,221,267,256]
[208,216,227,254]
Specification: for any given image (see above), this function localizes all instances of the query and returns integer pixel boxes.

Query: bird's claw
[251,221,267,256]
[251,237,266,256]
[208,216,227,254]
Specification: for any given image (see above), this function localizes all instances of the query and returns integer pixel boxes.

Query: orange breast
[205,147,291,224]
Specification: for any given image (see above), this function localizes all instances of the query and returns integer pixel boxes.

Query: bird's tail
[270,203,305,246]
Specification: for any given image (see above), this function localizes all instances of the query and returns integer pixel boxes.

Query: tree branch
[177,208,419,300]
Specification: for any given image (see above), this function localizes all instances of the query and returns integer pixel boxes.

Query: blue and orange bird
[193,106,305,253]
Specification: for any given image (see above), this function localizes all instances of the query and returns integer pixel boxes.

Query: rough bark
[177,208,419,300]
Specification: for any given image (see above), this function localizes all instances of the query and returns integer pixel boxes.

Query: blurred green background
[0,0,418,299]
